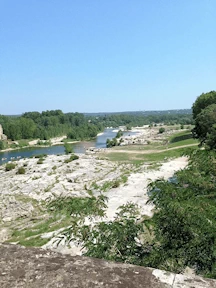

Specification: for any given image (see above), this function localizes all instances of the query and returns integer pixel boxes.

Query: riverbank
[120,125,193,146]
[0,130,107,154]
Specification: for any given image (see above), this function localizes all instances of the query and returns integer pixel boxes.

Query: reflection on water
[0,128,138,165]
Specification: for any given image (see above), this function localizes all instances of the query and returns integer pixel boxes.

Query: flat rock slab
[0,244,216,288]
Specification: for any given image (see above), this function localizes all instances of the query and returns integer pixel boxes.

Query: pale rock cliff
[0,124,7,140]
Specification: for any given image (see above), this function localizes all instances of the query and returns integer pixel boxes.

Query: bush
[37,158,44,164]
[5,163,16,171]
[17,167,26,174]
[47,194,107,218]
[70,154,79,161]
[34,154,47,158]
[106,137,118,148]
[112,180,120,188]
[159,127,165,134]
[64,154,79,163]
[37,140,51,146]
[64,143,73,154]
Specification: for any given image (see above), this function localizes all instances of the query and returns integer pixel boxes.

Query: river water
[0,128,137,165]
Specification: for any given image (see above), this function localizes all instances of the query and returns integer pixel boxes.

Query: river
[0,129,137,165]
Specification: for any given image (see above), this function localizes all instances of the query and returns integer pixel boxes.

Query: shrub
[47,194,107,218]
[159,127,165,134]
[37,158,44,164]
[5,163,16,171]
[64,154,79,163]
[17,167,26,174]
[112,180,120,188]
[34,154,47,158]
[70,154,79,161]
[37,140,51,146]
[64,143,73,154]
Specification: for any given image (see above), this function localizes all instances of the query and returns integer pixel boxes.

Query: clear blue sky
[1,0,215,114]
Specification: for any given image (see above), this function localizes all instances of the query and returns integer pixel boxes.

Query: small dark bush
[159,127,165,134]
[37,158,44,164]
[112,180,120,188]
[34,154,47,158]
[5,163,16,171]
[64,154,79,163]
[17,167,26,174]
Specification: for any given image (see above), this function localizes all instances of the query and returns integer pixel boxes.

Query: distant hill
[3,109,192,118]
[83,109,192,117]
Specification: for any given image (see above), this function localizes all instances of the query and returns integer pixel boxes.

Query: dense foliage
[0,110,193,143]
[92,113,193,129]
[192,90,216,119]
[147,149,216,277]
[192,91,216,149]
[0,110,103,141]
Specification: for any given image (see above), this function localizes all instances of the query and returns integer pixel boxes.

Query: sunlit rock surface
[0,244,215,288]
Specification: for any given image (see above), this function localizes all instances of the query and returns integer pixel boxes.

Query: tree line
[0,110,103,141]
[91,113,193,129]
[0,109,193,143]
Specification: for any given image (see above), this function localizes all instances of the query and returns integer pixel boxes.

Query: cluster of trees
[91,113,193,128]
[0,110,103,141]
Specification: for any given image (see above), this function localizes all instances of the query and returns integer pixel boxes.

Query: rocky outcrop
[0,244,215,288]
[0,124,7,140]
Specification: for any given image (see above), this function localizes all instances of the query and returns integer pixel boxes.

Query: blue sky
[1,0,215,114]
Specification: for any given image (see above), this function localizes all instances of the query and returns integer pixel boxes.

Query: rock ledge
[0,244,216,287]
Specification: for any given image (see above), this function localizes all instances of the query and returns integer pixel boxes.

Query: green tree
[64,142,73,154]
[193,104,216,146]
[192,90,216,119]
[0,140,4,150]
